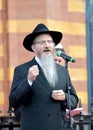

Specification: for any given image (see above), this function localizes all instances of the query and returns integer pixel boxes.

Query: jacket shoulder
[15,58,36,69]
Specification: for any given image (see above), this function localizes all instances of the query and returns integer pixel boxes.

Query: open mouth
[43,49,50,52]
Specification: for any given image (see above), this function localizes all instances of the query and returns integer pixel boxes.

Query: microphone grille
[56,50,62,56]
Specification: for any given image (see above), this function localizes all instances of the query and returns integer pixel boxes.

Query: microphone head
[56,50,62,57]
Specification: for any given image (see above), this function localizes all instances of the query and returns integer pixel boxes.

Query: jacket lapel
[37,65,53,91]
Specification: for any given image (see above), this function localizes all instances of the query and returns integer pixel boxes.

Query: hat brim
[23,31,62,52]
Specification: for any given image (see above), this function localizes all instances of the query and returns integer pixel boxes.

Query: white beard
[40,53,58,87]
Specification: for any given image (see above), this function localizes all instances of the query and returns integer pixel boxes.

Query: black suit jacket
[9,58,78,130]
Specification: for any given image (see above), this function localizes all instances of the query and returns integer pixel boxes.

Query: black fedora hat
[23,23,63,51]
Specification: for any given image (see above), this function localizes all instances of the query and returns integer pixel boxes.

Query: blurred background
[0,0,92,118]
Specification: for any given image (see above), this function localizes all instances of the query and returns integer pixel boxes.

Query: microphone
[56,50,76,63]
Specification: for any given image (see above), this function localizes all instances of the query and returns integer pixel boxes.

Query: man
[55,43,65,65]
[9,23,78,130]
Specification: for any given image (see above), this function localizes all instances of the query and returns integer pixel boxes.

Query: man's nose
[44,41,50,46]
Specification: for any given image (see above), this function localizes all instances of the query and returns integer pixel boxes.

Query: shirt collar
[35,56,42,67]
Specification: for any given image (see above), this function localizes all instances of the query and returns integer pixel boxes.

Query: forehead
[34,34,53,41]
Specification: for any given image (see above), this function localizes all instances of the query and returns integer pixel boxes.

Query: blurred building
[0,0,88,116]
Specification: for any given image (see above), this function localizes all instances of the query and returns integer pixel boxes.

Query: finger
[29,65,39,73]
[33,65,39,73]
[52,90,63,94]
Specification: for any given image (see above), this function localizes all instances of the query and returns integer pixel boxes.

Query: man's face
[31,34,55,57]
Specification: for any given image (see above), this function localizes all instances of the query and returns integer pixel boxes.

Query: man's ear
[31,45,35,52]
